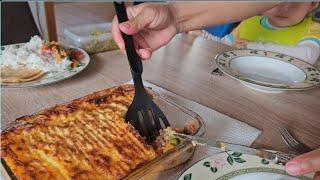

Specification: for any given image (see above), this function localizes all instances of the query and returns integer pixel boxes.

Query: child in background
[202,2,320,64]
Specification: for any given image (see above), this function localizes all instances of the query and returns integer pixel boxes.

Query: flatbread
[1,66,45,83]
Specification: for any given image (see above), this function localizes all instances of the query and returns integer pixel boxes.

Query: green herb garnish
[169,137,180,146]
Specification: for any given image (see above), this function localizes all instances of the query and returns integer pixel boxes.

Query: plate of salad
[1,36,90,88]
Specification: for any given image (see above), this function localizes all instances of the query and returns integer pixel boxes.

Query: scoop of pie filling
[0,85,195,180]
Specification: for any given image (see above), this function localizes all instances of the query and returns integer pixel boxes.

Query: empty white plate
[215,50,320,93]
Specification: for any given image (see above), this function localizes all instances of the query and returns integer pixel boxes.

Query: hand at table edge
[285,148,320,180]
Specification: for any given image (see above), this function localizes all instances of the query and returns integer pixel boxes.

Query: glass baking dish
[1,86,205,180]
[124,90,206,179]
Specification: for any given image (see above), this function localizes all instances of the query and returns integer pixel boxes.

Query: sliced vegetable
[169,137,180,146]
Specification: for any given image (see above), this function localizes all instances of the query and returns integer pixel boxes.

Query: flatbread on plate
[1,66,45,83]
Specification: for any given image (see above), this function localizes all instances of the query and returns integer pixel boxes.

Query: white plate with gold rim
[178,152,313,180]
[215,50,320,93]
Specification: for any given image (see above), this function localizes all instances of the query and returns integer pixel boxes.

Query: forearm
[169,2,279,32]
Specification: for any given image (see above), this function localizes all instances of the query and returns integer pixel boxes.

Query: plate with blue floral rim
[215,50,320,93]
[178,152,313,180]
[1,44,90,89]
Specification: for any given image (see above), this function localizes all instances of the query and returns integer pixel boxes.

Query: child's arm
[246,40,320,64]
[201,30,236,47]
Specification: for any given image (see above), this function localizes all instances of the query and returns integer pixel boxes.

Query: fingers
[138,49,152,60]
[119,5,155,35]
[285,149,320,176]
[314,172,320,180]
[111,16,125,51]
[112,15,152,59]
[111,4,158,59]
[112,5,153,59]
[134,33,153,59]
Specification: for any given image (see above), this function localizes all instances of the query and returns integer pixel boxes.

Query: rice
[1,36,72,72]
